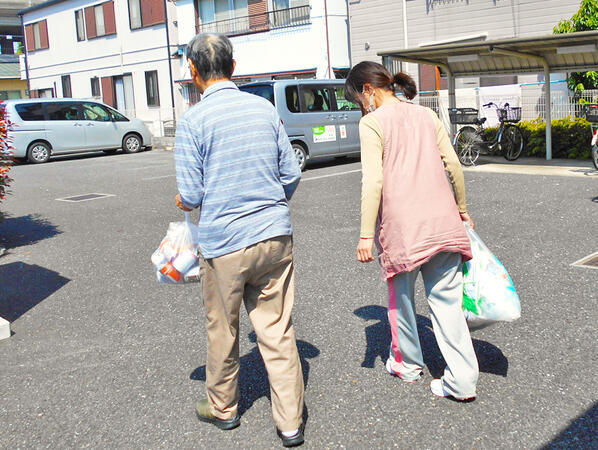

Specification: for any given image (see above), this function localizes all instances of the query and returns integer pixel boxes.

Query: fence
[196,5,311,37]
[413,87,598,131]
[122,107,176,138]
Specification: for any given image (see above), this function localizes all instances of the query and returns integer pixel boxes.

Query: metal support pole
[447,69,456,136]
[544,66,552,160]
[490,46,552,160]
[324,0,333,78]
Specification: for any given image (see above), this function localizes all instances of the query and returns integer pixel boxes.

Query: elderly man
[174,34,305,447]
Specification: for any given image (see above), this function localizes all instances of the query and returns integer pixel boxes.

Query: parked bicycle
[583,104,598,170]
[450,103,524,166]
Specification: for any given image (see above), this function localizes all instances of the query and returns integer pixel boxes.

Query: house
[173,0,351,107]
[348,0,583,91]
[0,55,27,100]
[18,0,179,134]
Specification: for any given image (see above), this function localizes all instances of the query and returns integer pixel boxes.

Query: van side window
[285,86,299,113]
[15,103,45,121]
[302,88,331,112]
[334,87,360,111]
[107,106,129,122]
[240,85,275,105]
[82,103,111,121]
[47,103,80,120]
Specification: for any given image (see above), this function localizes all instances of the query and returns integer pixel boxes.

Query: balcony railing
[196,5,310,37]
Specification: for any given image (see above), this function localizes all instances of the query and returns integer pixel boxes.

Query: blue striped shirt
[174,81,301,259]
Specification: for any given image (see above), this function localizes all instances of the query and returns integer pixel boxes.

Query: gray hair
[186,33,234,81]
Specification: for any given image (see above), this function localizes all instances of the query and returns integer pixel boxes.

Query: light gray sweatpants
[386,251,479,399]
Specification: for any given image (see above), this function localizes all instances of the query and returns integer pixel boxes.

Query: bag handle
[184,211,191,223]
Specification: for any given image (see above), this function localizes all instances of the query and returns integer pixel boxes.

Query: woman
[346,61,479,401]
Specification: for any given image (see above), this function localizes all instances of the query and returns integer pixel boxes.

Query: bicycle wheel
[592,145,598,170]
[500,125,524,161]
[454,126,481,166]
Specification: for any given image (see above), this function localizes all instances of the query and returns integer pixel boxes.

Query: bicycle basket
[497,106,522,123]
[583,104,598,123]
[449,108,479,124]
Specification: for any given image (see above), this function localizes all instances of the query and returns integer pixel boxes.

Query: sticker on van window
[339,125,347,139]
[313,126,336,143]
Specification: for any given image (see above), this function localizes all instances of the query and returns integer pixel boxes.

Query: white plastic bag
[462,224,521,330]
[151,212,200,284]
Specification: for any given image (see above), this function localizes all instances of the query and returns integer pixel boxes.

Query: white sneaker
[430,379,476,401]
[385,359,422,383]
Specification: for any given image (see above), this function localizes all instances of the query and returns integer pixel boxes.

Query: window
[83,2,116,39]
[301,87,331,112]
[0,90,22,100]
[82,102,112,121]
[33,23,41,49]
[334,87,359,111]
[239,85,274,105]
[129,0,142,28]
[95,5,106,35]
[15,103,45,121]
[61,75,72,98]
[91,77,101,97]
[106,106,129,122]
[145,71,160,106]
[285,86,299,113]
[75,10,86,41]
[25,20,49,52]
[129,0,165,30]
[272,0,309,27]
[46,102,80,120]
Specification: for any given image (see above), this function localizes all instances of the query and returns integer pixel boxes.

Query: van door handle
[341,114,349,120]
[326,114,335,120]
[74,123,83,127]
[86,123,95,126]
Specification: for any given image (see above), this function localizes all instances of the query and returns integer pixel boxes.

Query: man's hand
[175,194,193,212]
[357,238,375,263]
[460,211,475,229]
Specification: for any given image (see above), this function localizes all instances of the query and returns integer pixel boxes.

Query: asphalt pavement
[0,150,597,449]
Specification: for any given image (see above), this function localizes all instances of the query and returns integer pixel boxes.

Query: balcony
[195,5,310,37]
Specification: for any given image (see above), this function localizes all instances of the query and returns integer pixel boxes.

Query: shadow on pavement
[542,401,597,449]
[190,331,319,421]
[304,155,360,172]
[0,214,61,250]
[354,305,508,377]
[0,262,70,322]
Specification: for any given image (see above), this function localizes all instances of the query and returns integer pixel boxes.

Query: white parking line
[302,169,361,181]
[142,174,175,181]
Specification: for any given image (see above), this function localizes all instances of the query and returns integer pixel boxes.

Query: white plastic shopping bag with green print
[462,224,521,330]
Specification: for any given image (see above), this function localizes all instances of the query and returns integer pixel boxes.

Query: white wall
[21,0,181,132]
[349,0,583,87]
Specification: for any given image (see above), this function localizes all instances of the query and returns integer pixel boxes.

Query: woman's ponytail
[391,72,417,100]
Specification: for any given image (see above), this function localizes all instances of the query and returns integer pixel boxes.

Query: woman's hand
[357,238,375,263]
[460,211,475,229]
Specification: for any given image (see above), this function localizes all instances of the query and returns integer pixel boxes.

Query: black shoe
[195,399,240,430]
[277,427,304,447]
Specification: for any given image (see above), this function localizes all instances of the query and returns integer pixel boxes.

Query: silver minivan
[2,98,153,163]
[239,80,362,170]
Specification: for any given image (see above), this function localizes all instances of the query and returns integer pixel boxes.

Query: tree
[553,0,598,92]
[0,102,13,221]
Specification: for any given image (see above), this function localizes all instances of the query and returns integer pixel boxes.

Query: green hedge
[484,116,594,159]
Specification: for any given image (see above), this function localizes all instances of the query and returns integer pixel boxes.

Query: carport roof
[377,30,598,77]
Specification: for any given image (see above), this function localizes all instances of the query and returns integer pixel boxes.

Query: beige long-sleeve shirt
[360,107,467,238]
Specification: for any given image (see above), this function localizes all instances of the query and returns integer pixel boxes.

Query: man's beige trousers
[200,235,304,432]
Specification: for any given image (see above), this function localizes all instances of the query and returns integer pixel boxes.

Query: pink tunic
[371,102,472,279]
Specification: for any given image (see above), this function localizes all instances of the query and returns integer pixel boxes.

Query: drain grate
[571,252,598,270]
[56,193,115,203]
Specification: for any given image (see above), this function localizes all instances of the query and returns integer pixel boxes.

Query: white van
[1,99,153,163]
